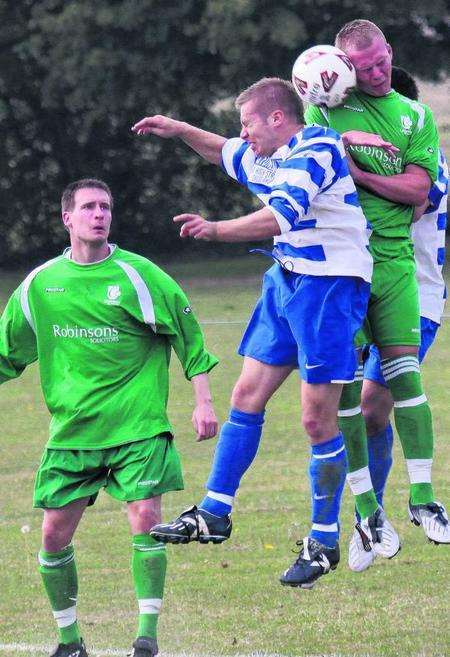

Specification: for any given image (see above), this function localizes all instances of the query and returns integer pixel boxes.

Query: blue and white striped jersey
[221,125,373,282]
[411,149,448,324]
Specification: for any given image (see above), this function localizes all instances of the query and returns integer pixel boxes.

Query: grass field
[0,257,449,657]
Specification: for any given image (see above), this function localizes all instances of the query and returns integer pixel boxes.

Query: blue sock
[355,423,393,522]
[199,408,265,516]
[309,433,347,548]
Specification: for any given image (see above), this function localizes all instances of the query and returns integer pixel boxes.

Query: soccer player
[132,77,400,589]
[305,20,449,567]
[348,67,449,570]
[0,179,219,657]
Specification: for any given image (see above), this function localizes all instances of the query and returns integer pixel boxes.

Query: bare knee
[230,378,264,412]
[302,404,337,442]
[42,515,76,552]
[128,497,162,534]
[361,383,393,436]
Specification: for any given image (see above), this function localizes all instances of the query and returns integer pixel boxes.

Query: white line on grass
[0,646,377,657]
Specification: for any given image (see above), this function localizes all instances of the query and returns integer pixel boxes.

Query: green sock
[38,545,81,645]
[382,357,434,505]
[132,534,167,639]
[339,379,379,519]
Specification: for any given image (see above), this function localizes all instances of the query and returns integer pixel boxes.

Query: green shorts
[358,256,420,348]
[33,433,184,509]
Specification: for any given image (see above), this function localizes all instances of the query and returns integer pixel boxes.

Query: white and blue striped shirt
[221,125,373,282]
[411,149,448,324]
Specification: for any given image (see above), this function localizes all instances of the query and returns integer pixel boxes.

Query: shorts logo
[183,306,192,314]
[305,363,321,369]
[105,285,121,305]
[401,115,413,135]
[138,479,160,487]
[45,287,65,293]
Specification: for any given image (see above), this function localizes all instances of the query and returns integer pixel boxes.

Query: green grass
[0,258,449,657]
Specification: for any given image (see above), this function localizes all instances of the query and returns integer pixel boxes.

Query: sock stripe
[312,444,345,459]
[393,394,427,408]
[133,543,166,552]
[347,465,373,495]
[206,491,234,504]
[53,605,77,628]
[406,458,433,484]
[138,598,162,614]
[38,553,74,568]
[311,522,338,532]
[338,405,361,417]
[383,365,420,381]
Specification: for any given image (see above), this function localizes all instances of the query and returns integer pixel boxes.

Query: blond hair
[235,77,303,122]
[335,19,386,51]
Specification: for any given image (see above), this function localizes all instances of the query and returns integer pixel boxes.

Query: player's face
[345,36,392,97]
[63,188,112,245]
[239,99,278,157]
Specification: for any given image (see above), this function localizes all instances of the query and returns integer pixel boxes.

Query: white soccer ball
[292,44,356,108]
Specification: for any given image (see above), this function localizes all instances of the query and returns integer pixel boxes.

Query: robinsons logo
[53,324,119,344]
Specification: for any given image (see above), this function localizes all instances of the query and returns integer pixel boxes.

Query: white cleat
[360,507,401,559]
[408,500,450,544]
[348,523,377,572]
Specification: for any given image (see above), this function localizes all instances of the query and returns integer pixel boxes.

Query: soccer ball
[292,45,356,108]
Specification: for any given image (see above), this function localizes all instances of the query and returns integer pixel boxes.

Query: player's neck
[69,239,111,264]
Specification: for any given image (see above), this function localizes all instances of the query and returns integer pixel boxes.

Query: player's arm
[149,271,220,440]
[350,162,431,206]
[0,287,38,383]
[190,372,218,442]
[131,115,225,165]
[174,207,280,242]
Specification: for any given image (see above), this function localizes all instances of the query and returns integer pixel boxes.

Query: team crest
[105,285,121,305]
[401,115,413,135]
[248,157,277,185]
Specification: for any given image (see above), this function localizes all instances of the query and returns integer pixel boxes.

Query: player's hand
[192,401,219,442]
[131,115,185,138]
[173,213,218,241]
[344,150,362,181]
[342,130,400,158]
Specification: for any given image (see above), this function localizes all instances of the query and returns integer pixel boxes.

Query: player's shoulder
[112,247,180,288]
[21,254,67,290]
[390,91,436,130]
[302,123,342,144]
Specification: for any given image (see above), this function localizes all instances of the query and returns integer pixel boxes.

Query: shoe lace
[427,503,448,526]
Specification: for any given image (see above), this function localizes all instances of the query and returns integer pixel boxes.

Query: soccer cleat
[150,505,232,544]
[408,500,450,544]
[348,523,377,572]
[129,636,158,657]
[279,537,340,589]
[49,639,88,657]
[359,507,400,559]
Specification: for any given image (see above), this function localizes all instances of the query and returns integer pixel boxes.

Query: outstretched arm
[132,115,226,165]
[173,207,281,243]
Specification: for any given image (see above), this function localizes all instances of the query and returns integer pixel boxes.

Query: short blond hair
[335,19,386,51]
[235,77,303,122]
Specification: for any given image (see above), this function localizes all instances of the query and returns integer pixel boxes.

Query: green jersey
[305,90,439,261]
[0,245,218,449]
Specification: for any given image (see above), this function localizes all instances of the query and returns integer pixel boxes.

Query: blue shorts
[238,264,370,384]
[363,316,440,387]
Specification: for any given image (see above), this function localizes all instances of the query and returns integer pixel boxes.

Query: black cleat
[49,639,88,657]
[129,636,158,656]
[280,537,340,589]
[150,505,232,544]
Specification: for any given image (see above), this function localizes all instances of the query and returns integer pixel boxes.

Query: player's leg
[34,449,107,657]
[371,259,449,543]
[105,434,183,657]
[150,357,293,544]
[151,264,297,545]
[127,497,164,657]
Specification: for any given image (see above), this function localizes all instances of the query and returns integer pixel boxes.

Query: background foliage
[0,0,449,266]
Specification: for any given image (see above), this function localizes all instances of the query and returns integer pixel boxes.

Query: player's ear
[386,43,393,60]
[62,211,71,231]
[271,109,284,126]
